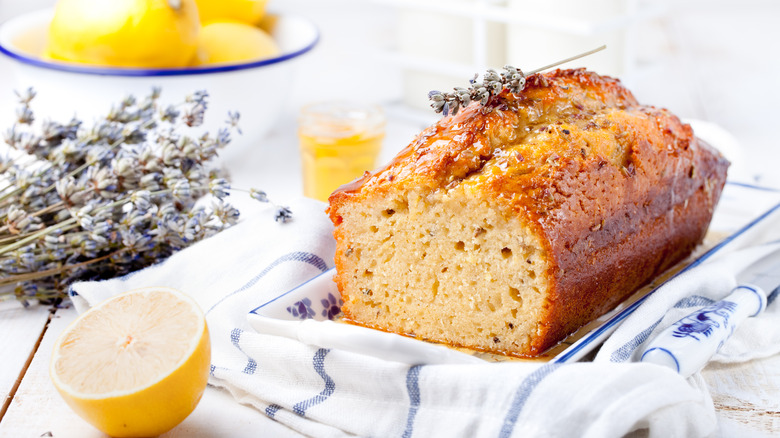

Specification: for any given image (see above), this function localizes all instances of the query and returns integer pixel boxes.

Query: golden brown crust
[328,68,729,356]
[328,68,639,211]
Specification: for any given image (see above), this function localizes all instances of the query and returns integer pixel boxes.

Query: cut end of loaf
[331,186,551,356]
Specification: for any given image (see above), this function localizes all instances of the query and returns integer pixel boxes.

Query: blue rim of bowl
[0,16,319,77]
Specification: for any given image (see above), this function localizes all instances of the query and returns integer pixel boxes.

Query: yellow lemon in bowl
[195,0,269,25]
[50,287,211,437]
[194,21,279,66]
[46,0,200,68]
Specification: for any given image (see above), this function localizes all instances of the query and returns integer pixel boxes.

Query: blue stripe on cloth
[230,328,258,374]
[766,285,779,306]
[293,349,334,416]
[402,365,423,438]
[609,295,716,362]
[266,404,282,419]
[674,295,715,309]
[206,251,329,314]
[499,363,563,438]
[609,318,663,362]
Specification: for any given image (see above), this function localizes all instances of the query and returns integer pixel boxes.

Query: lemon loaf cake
[327,69,729,357]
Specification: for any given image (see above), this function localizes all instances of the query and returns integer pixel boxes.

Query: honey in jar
[298,102,385,201]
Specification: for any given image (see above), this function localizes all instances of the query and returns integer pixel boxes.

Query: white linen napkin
[596,242,780,366]
[69,189,780,438]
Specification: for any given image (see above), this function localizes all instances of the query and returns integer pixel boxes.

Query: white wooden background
[1,0,780,436]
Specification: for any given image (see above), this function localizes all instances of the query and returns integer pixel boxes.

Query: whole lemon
[195,0,268,25]
[194,21,279,66]
[46,0,200,68]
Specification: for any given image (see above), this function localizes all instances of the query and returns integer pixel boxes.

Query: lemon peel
[46,0,200,68]
[194,21,280,66]
[195,0,268,25]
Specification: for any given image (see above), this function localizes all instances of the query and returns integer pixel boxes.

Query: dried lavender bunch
[428,45,607,116]
[0,88,287,306]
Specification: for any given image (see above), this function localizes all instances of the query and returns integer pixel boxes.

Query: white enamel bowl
[0,9,319,162]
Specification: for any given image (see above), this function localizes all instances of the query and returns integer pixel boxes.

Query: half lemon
[50,287,211,437]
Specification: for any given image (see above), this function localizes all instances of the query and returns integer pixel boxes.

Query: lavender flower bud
[162,142,182,166]
[91,221,112,240]
[275,206,293,223]
[41,119,64,141]
[15,87,36,104]
[21,184,42,201]
[19,132,42,154]
[156,201,175,216]
[76,204,95,228]
[249,189,268,203]
[1,258,19,274]
[94,167,118,192]
[216,128,231,149]
[131,190,152,212]
[78,214,94,231]
[183,215,203,242]
[3,125,21,147]
[63,117,81,139]
[89,233,108,245]
[20,251,38,271]
[171,180,191,201]
[149,86,162,100]
[121,227,152,250]
[121,94,136,109]
[226,111,242,135]
[81,239,99,257]
[160,105,180,123]
[113,156,139,180]
[16,105,35,124]
[213,200,240,226]
[484,69,501,83]
[182,102,206,127]
[163,167,184,184]
[50,248,67,261]
[121,124,146,144]
[124,210,151,227]
[209,178,230,199]
[140,173,161,191]
[86,145,112,164]
[186,90,209,104]
[16,215,43,233]
[6,205,26,223]
[19,283,38,302]
[44,234,65,250]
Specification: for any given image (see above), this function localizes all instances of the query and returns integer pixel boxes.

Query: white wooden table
[2,0,780,436]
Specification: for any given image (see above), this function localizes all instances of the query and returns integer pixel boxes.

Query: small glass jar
[298,102,385,201]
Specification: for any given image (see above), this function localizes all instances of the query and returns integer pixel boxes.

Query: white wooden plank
[704,355,780,437]
[0,305,301,437]
[0,301,51,413]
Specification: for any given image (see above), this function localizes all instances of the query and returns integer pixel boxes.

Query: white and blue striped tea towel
[69,194,780,438]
